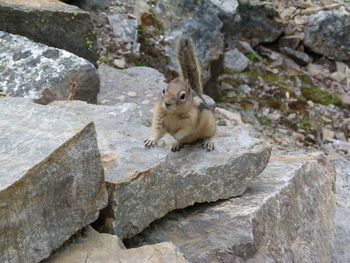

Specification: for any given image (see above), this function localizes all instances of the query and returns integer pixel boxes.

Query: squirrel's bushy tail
[176,36,203,94]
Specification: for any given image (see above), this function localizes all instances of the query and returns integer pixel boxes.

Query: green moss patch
[301,86,342,106]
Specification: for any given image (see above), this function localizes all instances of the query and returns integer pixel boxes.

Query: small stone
[278,35,302,50]
[141,100,150,105]
[127,91,137,97]
[282,47,312,66]
[335,132,346,141]
[322,127,335,142]
[113,58,126,69]
[224,49,249,73]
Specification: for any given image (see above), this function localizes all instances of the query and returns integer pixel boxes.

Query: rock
[48,100,271,239]
[332,159,350,263]
[281,47,312,66]
[108,13,139,55]
[0,31,100,104]
[0,0,99,65]
[224,49,249,73]
[112,58,126,69]
[210,0,238,14]
[322,127,335,142]
[278,35,302,50]
[0,97,108,263]
[155,0,224,82]
[222,1,284,48]
[126,153,336,263]
[44,226,188,263]
[304,9,350,61]
[306,63,329,77]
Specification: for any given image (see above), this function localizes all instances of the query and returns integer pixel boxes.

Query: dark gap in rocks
[203,54,224,101]
[123,199,227,249]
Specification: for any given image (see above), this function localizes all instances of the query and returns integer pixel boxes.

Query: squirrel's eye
[179,92,186,101]
[162,88,165,94]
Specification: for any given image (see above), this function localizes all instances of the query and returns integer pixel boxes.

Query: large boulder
[49,99,271,239]
[304,9,350,61]
[0,98,108,263]
[0,0,99,64]
[155,0,224,82]
[0,31,99,104]
[126,153,336,263]
[220,1,284,48]
[332,159,350,263]
[44,226,188,263]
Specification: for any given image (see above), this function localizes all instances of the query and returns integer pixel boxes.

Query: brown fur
[145,36,216,152]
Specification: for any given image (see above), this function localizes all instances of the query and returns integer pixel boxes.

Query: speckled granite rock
[126,153,336,263]
[332,159,350,263]
[44,226,188,263]
[0,98,108,263]
[49,100,271,239]
[0,31,99,104]
[0,0,99,64]
[304,9,350,61]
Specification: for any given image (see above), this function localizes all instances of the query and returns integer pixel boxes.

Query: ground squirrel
[144,36,216,152]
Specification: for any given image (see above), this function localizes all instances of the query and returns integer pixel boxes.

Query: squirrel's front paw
[144,139,157,148]
[202,138,215,152]
[171,142,184,152]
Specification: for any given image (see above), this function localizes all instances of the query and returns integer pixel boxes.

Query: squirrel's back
[176,37,203,94]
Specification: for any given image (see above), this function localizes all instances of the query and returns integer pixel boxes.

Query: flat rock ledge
[0,31,99,104]
[0,0,99,64]
[0,98,108,263]
[49,100,271,239]
[126,153,336,263]
[44,226,188,263]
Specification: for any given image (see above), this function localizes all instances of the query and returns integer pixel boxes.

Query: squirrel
[144,36,216,152]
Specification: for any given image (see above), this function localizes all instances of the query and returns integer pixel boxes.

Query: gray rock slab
[282,47,312,66]
[304,10,350,61]
[0,0,99,65]
[224,49,249,73]
[97,64,165,115]
[44,226,188,263]
[0,31,99,104]
[126,153,336,263]
[49,100,271,239]
[332,159,350,263]
[0,97,108,263]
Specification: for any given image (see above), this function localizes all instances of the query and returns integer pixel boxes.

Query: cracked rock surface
[49,99,271,239]
[126,153,336,263]
[0,98,107,263]
[44,226,188,263]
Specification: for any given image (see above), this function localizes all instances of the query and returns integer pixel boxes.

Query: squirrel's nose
[165,102,171,107]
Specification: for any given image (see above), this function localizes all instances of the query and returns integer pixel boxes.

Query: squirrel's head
[161,78,193,113]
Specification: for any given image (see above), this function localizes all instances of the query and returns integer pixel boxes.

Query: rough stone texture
[97,64,165,119]
[45,226,188,263]
[304,10,350,61]
[281,47,312,66]
[332,159,350,263]
[222,1,284,48]
[224,49,249,73]
[0,97,108,263]
[0,0,99,65]
[0,31,99,104]
[108,13,139,55]
[49,100,271,239]
[127,153,336,263]
[155,0,224,83]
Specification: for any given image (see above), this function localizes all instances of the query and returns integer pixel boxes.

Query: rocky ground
[0,0,350,262]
